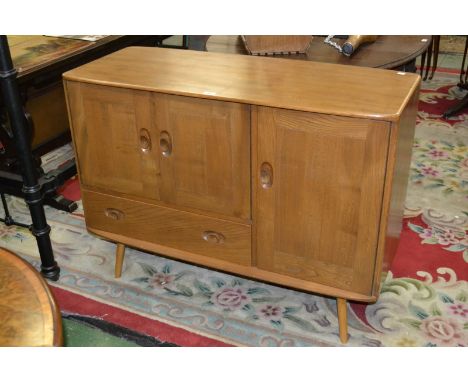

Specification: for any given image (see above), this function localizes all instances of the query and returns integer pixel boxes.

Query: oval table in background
[204,35,432,70]
[0,247,62,346]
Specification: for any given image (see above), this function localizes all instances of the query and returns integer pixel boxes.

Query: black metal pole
[0,192,30,228]
[0,35,59,280]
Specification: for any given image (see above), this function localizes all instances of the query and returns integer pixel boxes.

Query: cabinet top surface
[63,47,421,121]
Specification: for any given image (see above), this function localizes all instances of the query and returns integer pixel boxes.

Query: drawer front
[82,190,251,266]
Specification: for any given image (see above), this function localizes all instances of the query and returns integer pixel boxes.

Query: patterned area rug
[1,70,467,347]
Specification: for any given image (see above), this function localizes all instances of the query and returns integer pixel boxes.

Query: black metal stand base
[443,36,468,119]
[443,83,468,119]
[0,216,29,228]
[1,192,60,281]
[40,262,60,281]
[443,93,468,118]
[0,192,30,228]
[0,35,60,280]
[45,193,77,213]
[0,158,78,213]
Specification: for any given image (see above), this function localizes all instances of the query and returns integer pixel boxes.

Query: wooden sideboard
[63,47,420,343]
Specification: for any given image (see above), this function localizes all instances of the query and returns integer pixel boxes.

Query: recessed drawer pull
[202,230,225,244]
[105,208,125,221]
[139,128,152,153]
[160,130,172,157]
[260,162,273,189]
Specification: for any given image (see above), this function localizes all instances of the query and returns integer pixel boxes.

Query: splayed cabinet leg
[115,243,126,278]
[337,297,348,344]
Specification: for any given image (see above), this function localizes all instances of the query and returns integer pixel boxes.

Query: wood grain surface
[205,35,431,69]
[63,44,420,323]
[65,81,163,199]
[372,88,420,296]
[66,81,251,222]
[63,46,421,121]
[0,247,62,346]
[88,226,377,303]
[26,83,70,148]
[154,93,251,220]
[253,107,390,295]
[82,189,252,266]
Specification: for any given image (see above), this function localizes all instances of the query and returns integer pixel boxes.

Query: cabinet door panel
[255,107,390,295]
[155,94,250,220]
[66,82,160,199]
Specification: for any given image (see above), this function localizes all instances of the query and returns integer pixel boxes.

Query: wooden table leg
[424,38,434,81]
[420,50,427,77]
[115,243,126,278]
[337,297,349,344]
[429,35,440,80]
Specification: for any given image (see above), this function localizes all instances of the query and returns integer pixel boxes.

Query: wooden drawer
[82,189,251,266]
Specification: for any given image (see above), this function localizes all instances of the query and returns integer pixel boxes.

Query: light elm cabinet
[64,47,420,343]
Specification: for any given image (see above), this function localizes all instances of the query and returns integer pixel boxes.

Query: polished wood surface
[65,82,163,200]
[0,247,62,346]
[372,89,420,296]
[337,298,348,344]
[8,35,164,82]
[63,47,420,122]
[154,93,251,220]
[89,226,378,303]
[66,81,251,221]
[26,83,69,148]
[8,35,90,76]
[254,107,390,295]
[64,47,420,343]
[115,243,126,278]
[82,189,252,266]
[205,35,431,69]
[2,35,167,156]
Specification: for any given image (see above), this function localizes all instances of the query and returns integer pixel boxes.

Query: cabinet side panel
[373,88,419,296]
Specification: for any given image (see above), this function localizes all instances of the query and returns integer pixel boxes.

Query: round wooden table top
[205,35,432,69]
[0,247,62,346]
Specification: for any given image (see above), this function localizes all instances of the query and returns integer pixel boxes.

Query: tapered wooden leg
[115,243,126,278]
[337,297,348,344]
